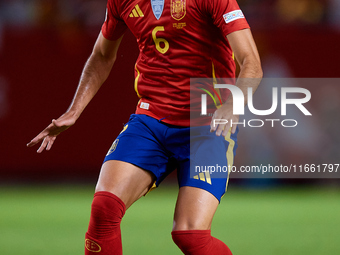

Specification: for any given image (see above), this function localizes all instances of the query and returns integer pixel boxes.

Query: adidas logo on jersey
[193,171,212,185]
[129,4,144,17]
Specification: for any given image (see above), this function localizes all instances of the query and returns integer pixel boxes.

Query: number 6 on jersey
[152,26,169,54]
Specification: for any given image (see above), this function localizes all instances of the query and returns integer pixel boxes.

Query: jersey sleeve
[207,0,250,36]
[101,0,128,41]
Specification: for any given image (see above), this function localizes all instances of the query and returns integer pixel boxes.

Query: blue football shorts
[103,114,238,202]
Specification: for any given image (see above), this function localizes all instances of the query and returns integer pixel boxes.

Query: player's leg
[95,160,154,208]
[171,186,232,255]
[85,114,175,255]
[172,186,218,231]
[170,126,238,254]
[85,160,154,255]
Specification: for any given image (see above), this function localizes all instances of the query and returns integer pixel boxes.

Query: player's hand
[26,112,77,153]
[210,103,239,137]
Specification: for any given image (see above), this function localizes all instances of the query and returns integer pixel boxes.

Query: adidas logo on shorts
[193,171,212,185]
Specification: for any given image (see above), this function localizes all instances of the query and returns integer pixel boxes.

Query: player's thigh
[95,160,154,209]
[173,186,219,231]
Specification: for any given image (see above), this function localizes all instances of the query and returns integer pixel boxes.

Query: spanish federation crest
[106,139,119,156]
[151,0,164,20]
[171,0,186,21]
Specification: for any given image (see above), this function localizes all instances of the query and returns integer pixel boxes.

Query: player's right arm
[27,32,124,153]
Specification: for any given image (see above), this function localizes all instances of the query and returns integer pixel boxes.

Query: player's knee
[87,191,126,238]
[172,230,195,252]
[85,192,126,254]
[173,217,211,232]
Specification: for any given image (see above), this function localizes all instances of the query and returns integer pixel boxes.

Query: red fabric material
[85,191,126,255]
[101,0,249,126]
[172,230,232,255]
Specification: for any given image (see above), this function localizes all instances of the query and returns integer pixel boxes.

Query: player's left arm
[211,28,263,137]
[27,33,124,152]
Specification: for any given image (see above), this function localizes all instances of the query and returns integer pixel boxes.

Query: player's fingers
[231,123,237,134]
[216,121,228,136]
[210,119,217,132]
[26,140,36,147]
[37,137,49,153]
[219,120,232,137]
[215,125,222,136]
[214,118,223,135]
[46,137,56,151]
[210,113,221,132]
[222,125,231,137]
[27,121,57,147]
[210,116,215,131]
[27,132,46,147]
[210,120,220,132]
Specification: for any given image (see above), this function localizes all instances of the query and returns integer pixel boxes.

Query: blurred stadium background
[0,0,339,254]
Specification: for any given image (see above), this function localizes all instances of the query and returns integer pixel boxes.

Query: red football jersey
[102,0,249,126]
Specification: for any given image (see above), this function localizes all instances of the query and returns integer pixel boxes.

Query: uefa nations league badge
[151,0,164,20]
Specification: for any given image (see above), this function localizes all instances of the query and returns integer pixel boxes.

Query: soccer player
[27,0,262,254]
